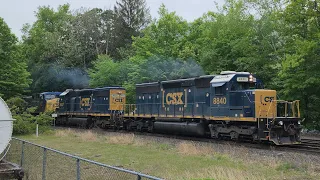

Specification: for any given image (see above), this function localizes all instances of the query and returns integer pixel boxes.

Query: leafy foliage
[7,97,53,135]
[0,18,31,99]
[132,4,190,60]
[276,0,320,128]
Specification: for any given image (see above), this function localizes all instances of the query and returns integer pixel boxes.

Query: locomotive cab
[209,71,302,145]
[39,92,61,113]
[210,71,261,118]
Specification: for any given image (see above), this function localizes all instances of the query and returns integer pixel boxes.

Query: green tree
[113,0,151,60]
[88,55,132,87]
[63,8,115,68]
[191,0,256,74]
[22,4,74,92]
[132,4,190,60]
[276,0,320,128]
[0,17,31,99]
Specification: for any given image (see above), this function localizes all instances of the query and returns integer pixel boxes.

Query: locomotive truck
[50,71,302,145]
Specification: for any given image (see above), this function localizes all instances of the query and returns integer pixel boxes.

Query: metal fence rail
[5,137,162,180]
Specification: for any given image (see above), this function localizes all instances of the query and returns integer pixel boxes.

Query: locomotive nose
[253,90,302,145]
[254,89,277,119]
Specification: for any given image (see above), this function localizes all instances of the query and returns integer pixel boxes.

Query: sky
[0,0,224,39]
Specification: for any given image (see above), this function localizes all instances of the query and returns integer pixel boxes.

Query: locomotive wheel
[113,124,119,131]
[85,122,94,129]
[126,122,132,131]
[136,124,142,132]
[147,125,154,133]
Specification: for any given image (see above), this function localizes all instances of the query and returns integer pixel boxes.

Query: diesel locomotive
[50,71,302,145]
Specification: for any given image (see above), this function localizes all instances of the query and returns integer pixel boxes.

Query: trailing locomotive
[55,87,126,128]
[39,92,61,113]
[52,71,302,145]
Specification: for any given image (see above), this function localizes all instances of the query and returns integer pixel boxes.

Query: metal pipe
[76,158,80,180]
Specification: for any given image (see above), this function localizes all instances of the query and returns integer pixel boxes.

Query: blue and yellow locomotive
[54,87,126,128]
[129,71,301,145]
[52,71,302,145]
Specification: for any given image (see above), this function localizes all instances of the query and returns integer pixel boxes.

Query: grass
[15,129,320,180]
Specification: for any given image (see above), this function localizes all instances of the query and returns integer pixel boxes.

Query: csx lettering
[166,92,184,105]
[81,98,90,106]
[213,97,227,104]
[264,96,275,102]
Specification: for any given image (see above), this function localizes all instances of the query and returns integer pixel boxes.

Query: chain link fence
[4,138,161,180]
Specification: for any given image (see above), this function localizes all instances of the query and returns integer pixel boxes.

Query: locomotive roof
[65,86,124,91]
[93,86,124,90]
[210,71,255,84]
[136,82,160,87]
[210,74,236,84]
[196,75,215,79]
[75,88,93,92]
[136,75,216,88]
[40,92,61,95]
[60,87,124,96]
[161,77,195,84]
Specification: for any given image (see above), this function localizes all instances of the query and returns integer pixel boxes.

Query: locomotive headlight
[298,121,301,125]
[249,75,253,82]
[278,121,283,126]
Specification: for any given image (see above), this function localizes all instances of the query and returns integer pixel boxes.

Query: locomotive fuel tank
[153,121,206,136]
[67,117,88,126]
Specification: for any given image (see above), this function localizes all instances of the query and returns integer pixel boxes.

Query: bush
[13,115,34,135]
[7,97,53,135]
[6,97,28,114]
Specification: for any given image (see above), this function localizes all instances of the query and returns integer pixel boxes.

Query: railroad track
[301,138,320,147]
[54,126,320,155]
[282,138,320,154]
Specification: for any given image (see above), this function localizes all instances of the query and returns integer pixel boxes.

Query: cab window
[44,94,56,100]
[238,83,255,90]
[215,86,224,95]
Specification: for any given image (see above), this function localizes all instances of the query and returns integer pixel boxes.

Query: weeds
[106,133,135,145]
[177,141,214,156]
[78,130,97,141]
[180,166,264,180]
[55,129,74,137]
[276,162,298,171]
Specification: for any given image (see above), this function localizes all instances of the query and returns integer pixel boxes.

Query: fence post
[76,158,80,180]
[36,123,39,137]
[42,148,47,180]
[137,174,141,180]
[20,141,25,167]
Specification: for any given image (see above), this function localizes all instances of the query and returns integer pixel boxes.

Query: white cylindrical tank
[0,97,14,155]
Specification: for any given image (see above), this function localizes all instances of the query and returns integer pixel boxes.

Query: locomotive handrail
[265,100,300,118]
[244,92,254,103]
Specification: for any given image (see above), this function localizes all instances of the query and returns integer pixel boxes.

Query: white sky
[0,0,224,38]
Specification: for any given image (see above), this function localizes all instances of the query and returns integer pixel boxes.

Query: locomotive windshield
[40,92,61,100]
[230,81,256,91]
[44,94,57,100]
